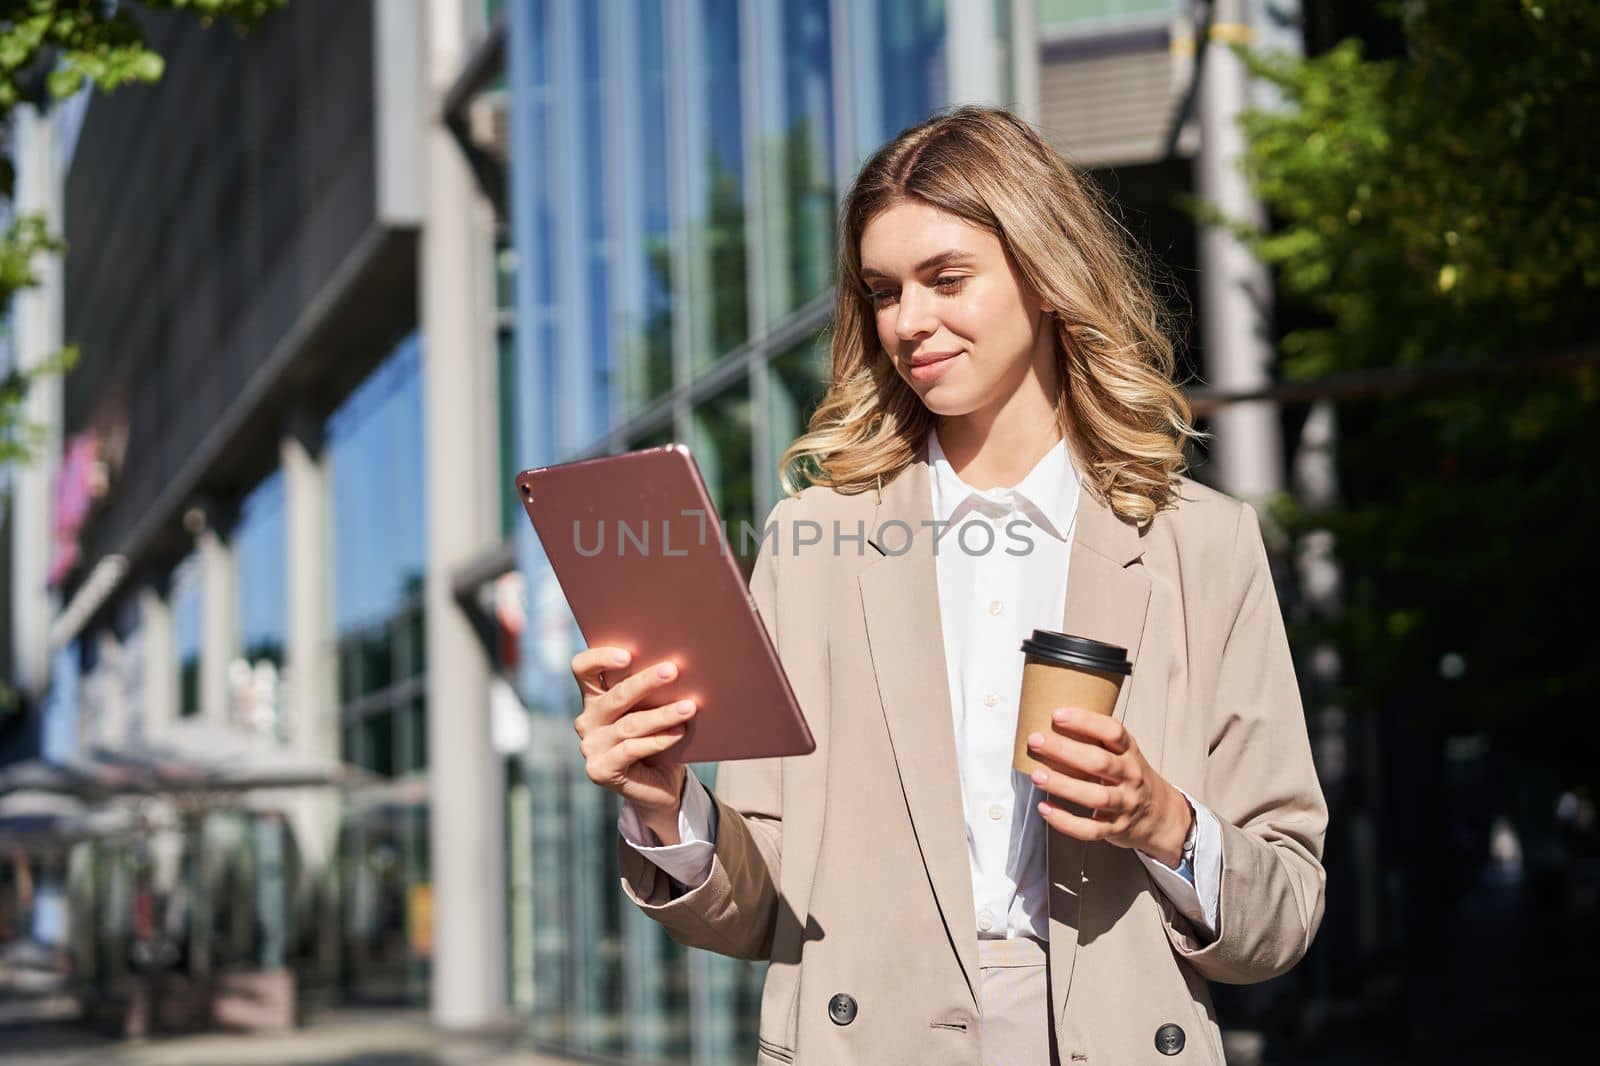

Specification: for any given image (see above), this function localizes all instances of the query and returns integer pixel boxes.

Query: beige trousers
[977,935,1060,1066]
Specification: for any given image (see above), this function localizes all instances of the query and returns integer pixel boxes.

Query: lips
[907,351,962,382]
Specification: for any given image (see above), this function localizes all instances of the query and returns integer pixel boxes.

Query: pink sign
[48,432,104,588]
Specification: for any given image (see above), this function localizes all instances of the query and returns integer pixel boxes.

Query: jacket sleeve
[616,498,789,960]
[1155,501,1329,983]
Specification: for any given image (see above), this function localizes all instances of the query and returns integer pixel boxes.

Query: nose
[893,283,938,343]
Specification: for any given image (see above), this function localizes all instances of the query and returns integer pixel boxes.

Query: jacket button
[1154,1022,1185,1055]
[828,993,858,1025]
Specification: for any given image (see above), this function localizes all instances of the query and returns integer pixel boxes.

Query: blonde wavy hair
[777,105,1202,525]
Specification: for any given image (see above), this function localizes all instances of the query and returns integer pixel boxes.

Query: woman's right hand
[571,646,698,838]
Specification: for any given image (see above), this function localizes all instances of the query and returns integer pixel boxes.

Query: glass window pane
[179,657,201,719]
[328,333,427,637]
[360,625,394,696]
[689,377,755,577]
[342,723,362,767]
[578,0,614,440]
[361,712,396,778]
[496,240,518,313]
[689,0,750,371]
[398,603,426,682]
[497,234,521,540]
[235,470,287,666]
[767,329,830,496]
[339,643,362,706]
[629,423,678,451]
[851,0,948,164]
[404,696,428,775]
[760,0,837,325]
[617,0,675,420]
[172,554,202,718]
[510,0,559,466]
[525,716,575,1049]
[499,326,521,539]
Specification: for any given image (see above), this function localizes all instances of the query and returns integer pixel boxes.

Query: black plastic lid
[1019,629,1132,675]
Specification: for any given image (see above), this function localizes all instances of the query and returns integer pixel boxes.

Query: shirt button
[987,600,1002,615]
[987,803,1005,821]
[983,693,999,708]
[977,911,994,932]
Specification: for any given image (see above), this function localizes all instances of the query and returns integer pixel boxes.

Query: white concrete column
[946,0,1004,107]
[281,415,337,765]
[1008,0,1041,124]
[281,413,340,882]
[9,104,64,701]
[1194,0,1284,500]
[194,505,238,724]
[422,0,506,1028]
[137,584,176,741]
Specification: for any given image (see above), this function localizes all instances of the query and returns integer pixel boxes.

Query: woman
[571,105,1327,1065]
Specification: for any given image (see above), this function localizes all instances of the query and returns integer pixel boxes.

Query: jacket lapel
[1047,480,1152,1038]
[857,444,982,1011]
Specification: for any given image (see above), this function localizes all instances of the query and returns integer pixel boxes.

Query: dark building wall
[61,1,395,579]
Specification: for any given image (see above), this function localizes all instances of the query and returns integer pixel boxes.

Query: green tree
[0,0,281,461]
[1226,1,1600,781]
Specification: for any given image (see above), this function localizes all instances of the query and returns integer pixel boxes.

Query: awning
[0,789,142,848]
[0,757,130,800]
[88,720,377,800]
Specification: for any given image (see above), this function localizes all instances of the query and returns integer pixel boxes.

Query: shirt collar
[927,426,1080,542]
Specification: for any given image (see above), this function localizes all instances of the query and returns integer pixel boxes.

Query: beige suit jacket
[619,438,1328,1065]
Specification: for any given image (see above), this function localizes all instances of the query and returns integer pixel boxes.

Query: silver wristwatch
[1178,802,1198,872]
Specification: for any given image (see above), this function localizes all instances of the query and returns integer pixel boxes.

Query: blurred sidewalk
[0,1002,585,1066]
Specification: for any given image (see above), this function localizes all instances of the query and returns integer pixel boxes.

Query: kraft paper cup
[1013,630,1133,776]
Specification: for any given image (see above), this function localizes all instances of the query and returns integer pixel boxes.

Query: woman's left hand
[1026,706,1193,867]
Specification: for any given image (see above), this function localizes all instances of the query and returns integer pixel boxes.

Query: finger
[1049,707,1130,755]
[1025,731,1119,783]
[594,661,683,726]
[1028,765,1115,812]
[579,653,672,736]
[572,647,632,696]
[1037,800,1114,842]
[593,700,697,753]
[592,726,690,782]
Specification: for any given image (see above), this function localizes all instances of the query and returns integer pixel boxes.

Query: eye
[933,275,967,293]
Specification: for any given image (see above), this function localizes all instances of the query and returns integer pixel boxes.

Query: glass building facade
[506,1,989,1060]
[233,469,287,737]
[172,553,202,719]
[327,332,431,1003]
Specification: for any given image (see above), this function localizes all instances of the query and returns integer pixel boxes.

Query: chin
[904,378,977,416]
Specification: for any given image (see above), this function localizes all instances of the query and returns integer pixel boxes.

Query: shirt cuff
[616,771,719,892]
[1135,787,1222,940]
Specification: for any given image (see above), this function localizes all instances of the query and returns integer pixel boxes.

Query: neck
[934,337,1063,490]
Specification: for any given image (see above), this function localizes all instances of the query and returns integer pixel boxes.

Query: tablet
[515,444,815,764]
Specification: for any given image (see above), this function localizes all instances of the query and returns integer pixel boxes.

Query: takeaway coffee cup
[1012,629,1134,776]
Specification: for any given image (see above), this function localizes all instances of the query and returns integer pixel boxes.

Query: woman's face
[859,199,1054,421]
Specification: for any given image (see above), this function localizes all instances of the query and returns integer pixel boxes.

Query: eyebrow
[859,249,976,282]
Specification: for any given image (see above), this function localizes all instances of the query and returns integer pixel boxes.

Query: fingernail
[1053,707,1069,722]
[657,662,676,679]
[677,701,695,715]
[612,651,629,666]
[1031,769,1048,785]
[1028,732,1044,747]
[1038,801,1052,815]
